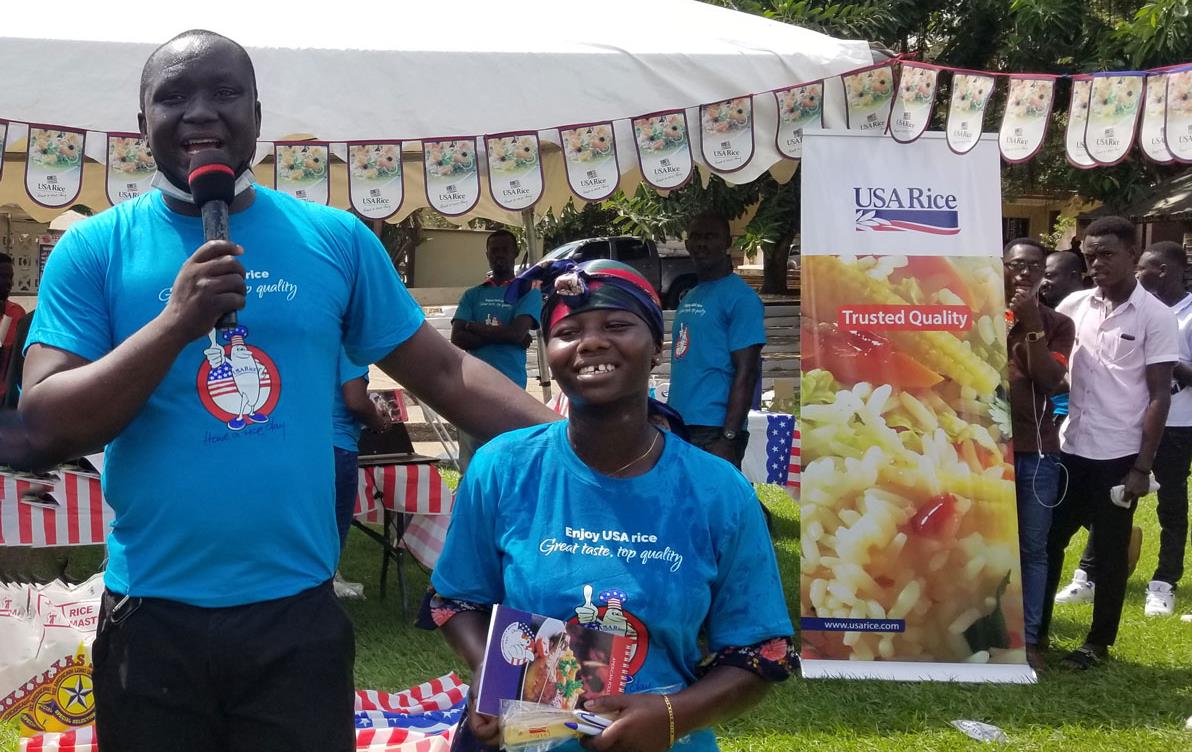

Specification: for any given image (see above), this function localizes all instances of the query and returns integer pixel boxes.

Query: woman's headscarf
[505,258,664,344]
[506,258,685,437]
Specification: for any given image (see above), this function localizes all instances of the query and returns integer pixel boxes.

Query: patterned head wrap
[505,258,664,344]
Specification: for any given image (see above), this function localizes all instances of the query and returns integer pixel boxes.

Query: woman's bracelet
[661,694,675,748]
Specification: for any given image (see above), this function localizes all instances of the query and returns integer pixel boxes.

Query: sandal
[1059,645,1105,670]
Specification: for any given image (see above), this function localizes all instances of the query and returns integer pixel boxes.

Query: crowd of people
[0,23,1187,752]
[1004,218,1191,672]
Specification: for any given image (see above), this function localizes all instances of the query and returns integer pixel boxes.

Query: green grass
[7,479,1187,751]
[341,478,1191,751]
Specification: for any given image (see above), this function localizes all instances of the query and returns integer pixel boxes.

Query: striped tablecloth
[1,464,454,567]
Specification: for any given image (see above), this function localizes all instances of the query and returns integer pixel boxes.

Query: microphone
[187,153,238,330]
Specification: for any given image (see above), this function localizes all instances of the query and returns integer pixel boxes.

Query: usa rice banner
[274,142,330,204]
[348,141,404,220]
[25,127,85,208]
[560,122,620,201]
[843,62,897,133]
[105,133,156,205]
[1141,73,1176,164]
[485,132,544,211]
[699,97,754,172]
[888,63,938,143]
[998,76,1056,163]
[945,73,995,154]
[423,138,480,216]
[632,110,693,190]
[799,131,1032,683]
[773,82,823,159]
[1085,73,1146,166]
[1065,76,1096,168]
[1165,68,1192,161]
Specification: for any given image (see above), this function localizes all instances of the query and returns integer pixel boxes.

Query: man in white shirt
[1039,217,1178,669]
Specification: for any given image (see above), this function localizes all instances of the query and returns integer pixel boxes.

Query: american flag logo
[660,158,671,167]
[720,140,732,149]
[867,113,878,123]
[446,183,457,192]
[126,182,138,190]
[586,170,599,179]
[1014,127,1024,137]
[295,189,307,198]
[369,188,381,197]
[509,179,521,188]
[1104,127,1113,136]
[45,175,58,184]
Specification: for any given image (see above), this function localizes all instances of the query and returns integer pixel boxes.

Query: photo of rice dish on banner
[799,254,1026,666]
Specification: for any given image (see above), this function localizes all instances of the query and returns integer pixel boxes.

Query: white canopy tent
[0,0,872,224]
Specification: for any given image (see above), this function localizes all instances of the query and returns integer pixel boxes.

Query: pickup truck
[523,236,698,308]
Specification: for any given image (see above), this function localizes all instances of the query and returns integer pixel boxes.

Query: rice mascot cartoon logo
[673,322,690,360]
[569,585,648,680]
[196,325,282,431]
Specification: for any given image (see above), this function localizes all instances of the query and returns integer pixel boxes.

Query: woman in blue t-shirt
[420,259,794,752]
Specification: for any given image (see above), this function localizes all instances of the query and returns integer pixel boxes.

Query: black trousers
[93,581,355,752]
[1041,453,1137,648]
[685,425,750,469]
[1074,426,1192,588]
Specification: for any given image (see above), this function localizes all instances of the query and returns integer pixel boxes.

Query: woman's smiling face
[547,308,658,407]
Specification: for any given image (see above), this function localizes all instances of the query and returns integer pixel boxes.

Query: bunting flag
[998,76,1055,163]
[559,122,619,201]
[1165,68,1192,162]
[773,82,823,159]
[1065,76,1096,169]
[843,62,897,133]
[485,132,544,211]
[348,142,404,220]
[945,72,995,155]
[700,97,755,172]
[1085,73,1146,165]
[1140,73,1176,163]
[274,142,330,204]
[25,127,85,208]
[888,63,938,143]
[0,121,7,184]
[422,138,480,216]
[632,110,693,190]
[105,133,155,205]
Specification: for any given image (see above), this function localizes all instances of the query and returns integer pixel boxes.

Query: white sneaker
[333,571,366,600]
[1055,569,1095,605]
[1144,581,1175,617]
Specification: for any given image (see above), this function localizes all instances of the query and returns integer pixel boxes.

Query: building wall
[409,229,492,289]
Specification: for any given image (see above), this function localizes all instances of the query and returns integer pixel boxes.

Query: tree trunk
[760,229,795,295]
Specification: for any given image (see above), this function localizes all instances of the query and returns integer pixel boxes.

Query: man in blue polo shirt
[451,229,539,469]
[668,212,764,469]
[15,31,556,751]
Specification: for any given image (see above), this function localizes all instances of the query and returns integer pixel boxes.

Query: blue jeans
[1015,453,1062,645]
[333,448,359,551]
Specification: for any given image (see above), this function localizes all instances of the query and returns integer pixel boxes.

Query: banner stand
[798,130,1035,685]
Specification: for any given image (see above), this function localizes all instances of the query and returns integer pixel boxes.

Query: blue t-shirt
[453,281,539,388]
[333,349,370,452]
[432,421,791,752]
[28,187,424,606]
[668,274,765,428]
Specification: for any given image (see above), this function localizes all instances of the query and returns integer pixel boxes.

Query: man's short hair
[0,253,13,266]
[1004,237,1047,255]
[486,229,517,249]
[1049,249,1087,276]
[1145,240,1187,269]
[688,211,730,238]
[1084,216,1136,247]
[140,30,257,109]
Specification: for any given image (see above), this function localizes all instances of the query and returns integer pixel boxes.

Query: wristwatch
[721,429,738,441]
[1025,330,1045,343]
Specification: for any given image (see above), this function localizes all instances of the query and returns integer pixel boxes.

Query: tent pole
[522,209,551,403]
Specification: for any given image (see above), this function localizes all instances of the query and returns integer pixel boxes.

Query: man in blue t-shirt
[451,229,539,468]
[667,212,765,469]
[14,31,556,752]
[332,350,389,548]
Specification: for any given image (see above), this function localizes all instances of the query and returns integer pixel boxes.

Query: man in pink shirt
[1040,216,1178,669]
